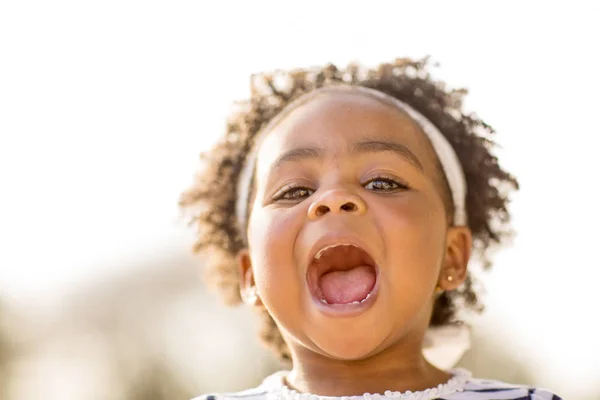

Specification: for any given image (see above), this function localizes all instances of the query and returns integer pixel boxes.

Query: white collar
[260,368,471,400]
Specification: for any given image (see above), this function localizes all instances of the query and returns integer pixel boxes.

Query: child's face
[239,91,468,361]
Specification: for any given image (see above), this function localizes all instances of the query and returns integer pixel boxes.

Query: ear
[438,226,472,291]
[237,249,263,307]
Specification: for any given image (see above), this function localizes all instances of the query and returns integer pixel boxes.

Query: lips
[306,241,378,306]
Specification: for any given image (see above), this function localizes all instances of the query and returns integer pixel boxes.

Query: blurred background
[1,1,599,399]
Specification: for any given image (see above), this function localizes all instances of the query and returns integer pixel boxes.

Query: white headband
[235,85,468,233]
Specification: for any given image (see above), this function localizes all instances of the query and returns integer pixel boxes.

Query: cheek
[375,192,447,285]
[247,207,303,299]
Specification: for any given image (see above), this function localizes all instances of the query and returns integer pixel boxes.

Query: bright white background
[1,1,599,398]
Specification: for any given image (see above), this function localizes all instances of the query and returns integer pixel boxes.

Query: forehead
[255,91,440,179]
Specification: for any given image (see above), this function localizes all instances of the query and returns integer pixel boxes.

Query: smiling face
[238,90,471,361]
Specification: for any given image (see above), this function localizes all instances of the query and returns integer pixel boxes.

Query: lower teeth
[320,292,372,305]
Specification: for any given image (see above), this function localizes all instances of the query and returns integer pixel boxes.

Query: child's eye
[272,185,314,201]
[272,176,408,202]
[363,177,409,192]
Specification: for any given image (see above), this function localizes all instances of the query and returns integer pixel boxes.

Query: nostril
[316,205,330,216]
[341,202,357,212]
[310,198,363,219]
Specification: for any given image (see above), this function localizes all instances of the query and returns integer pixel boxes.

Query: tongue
[320,265,376,304]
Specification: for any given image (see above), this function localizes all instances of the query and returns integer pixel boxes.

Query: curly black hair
[180,57,519,362]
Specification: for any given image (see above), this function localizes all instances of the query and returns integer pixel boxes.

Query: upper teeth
[314,244,357,260]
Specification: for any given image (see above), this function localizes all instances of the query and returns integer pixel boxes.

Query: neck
[285,338,451,397]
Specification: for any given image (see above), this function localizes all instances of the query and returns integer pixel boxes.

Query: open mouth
[307,244,378,305]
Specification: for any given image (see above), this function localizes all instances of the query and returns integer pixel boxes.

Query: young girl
[180,58,562,400]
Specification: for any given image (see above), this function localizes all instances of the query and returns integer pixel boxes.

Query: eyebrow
[271,147,325,171]
[350,140,423,171]
[270,139,423,172]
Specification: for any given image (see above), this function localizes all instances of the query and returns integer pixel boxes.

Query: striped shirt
[192,369,563,400]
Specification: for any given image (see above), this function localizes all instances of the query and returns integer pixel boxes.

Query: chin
[309,328,386,361]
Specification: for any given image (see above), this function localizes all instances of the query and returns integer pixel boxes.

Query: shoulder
[190,386,269,400]
[190,389,268,400]
[190,371,286,400]
[444,375,563,400]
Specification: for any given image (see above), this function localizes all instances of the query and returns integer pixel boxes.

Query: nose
[307,188,367,220]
